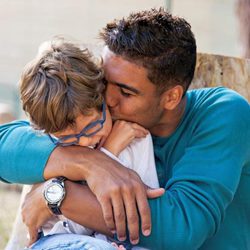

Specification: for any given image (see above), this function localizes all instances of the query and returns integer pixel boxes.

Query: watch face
[45,183,64,203]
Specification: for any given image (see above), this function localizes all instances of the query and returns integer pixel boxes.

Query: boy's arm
[103,120,148,156]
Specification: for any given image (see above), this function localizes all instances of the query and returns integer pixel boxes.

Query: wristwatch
[43,177,66,215]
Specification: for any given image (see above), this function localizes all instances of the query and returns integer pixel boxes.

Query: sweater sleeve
[139,93,250,249]
[0,120,56,184]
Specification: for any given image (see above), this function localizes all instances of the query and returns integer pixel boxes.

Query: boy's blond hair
[20,38,104,133]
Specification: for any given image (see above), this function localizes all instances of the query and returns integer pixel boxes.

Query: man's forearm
[43,146,117,181]
[0,121,55,184]
[43,146,93,181]
[43,145,153,244]
[43,145,142,239]
[61,180,112,236]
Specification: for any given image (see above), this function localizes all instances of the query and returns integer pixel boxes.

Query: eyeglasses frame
[49,101,106,147]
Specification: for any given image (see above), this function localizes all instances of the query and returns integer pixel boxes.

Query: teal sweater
[0,87,250,249]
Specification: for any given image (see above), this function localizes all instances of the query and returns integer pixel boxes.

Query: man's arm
[0,120,154,243]
[139,92,250,249]
[22,180,112,245]
[0,120,98,183]
[63,181,111,234]
[0,120,55,184]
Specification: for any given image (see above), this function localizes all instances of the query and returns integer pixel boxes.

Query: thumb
[146,187,165,199]
[28,227,38,246]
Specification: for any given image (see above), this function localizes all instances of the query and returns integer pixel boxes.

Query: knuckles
[114,211,126,221]
[127,213,139,224]
[103,213,114,224]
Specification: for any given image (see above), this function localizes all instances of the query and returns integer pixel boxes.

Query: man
[1,8,250,250]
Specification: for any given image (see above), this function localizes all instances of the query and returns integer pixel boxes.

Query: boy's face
[52,106,112,149]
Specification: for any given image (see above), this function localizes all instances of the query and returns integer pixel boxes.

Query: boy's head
[20,38,105,134]
[100,7,196,95]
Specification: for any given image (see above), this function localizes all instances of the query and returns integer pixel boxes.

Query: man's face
[103,47,164,130]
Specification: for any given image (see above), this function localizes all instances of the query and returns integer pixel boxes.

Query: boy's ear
[161,85,184,110]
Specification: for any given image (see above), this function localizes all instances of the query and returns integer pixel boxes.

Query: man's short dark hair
[100,8,197,94]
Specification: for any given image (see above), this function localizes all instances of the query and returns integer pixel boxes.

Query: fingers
[135,186,152,237]
[98,191,127,241]
[99,186,137,243]
[120,178,152,244]
[131,123,149,135]
[98,195,116,234]
[118,245,126,250]
[87,158,153,246]
[21,182,54,247]
[123,187,139,245]
[114,120,149,138]
[98,181,147,245]
[129,123,148,139]
[111,242,126,250]
[111,185,145,245]
[112,193,127,241]
[146,187,165,199]
[132,128,148,139]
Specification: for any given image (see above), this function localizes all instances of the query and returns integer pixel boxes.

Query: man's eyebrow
[115,82,140,94]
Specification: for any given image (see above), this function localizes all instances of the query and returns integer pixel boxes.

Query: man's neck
[150,96,187,137]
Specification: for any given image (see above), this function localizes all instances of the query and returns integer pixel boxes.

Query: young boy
[19,38,160,249]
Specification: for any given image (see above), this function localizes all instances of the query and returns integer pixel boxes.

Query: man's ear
[161,85,184,110]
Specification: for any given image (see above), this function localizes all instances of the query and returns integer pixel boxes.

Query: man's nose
[106,95,118,108]
[105,87,118,108]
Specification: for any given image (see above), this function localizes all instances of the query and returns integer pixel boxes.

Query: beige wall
[0,0,240,86]
[171,0,240,57]
[0,0,242,118]
[0,0,165,85]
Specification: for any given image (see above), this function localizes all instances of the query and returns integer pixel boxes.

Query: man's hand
[85,155,164,245]
[43,146,164,244]
[21,182,53,246]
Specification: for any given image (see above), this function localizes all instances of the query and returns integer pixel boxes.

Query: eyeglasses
[49,101,106,147]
